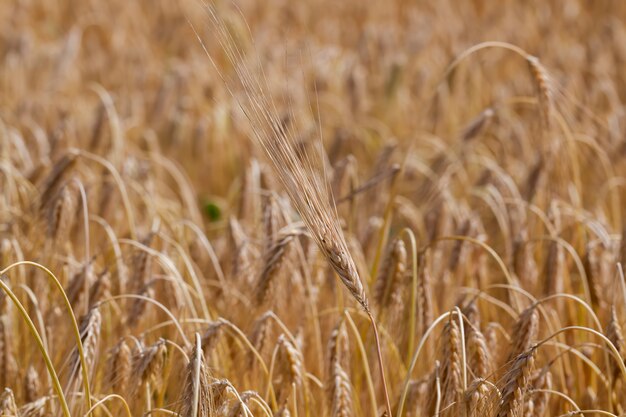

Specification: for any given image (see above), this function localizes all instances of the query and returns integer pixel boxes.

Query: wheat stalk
[193,7,394,415]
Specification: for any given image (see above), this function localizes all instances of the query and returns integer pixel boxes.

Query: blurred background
[1,1,626,416]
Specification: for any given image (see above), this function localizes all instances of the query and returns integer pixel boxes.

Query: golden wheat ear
[192,4,370,311]
[194,5,393,415]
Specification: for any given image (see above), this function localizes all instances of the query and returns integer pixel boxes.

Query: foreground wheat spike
[200,6,368,313]
[199,6,393,416]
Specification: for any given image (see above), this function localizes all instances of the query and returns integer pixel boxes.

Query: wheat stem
[82,394,132,417]
[1,261,93,414]
[367,310,392,417]
[344,311,378,414]
[0,279,70,417]
[396,311,452,417]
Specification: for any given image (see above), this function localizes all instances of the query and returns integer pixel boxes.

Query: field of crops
[1,1,625,416]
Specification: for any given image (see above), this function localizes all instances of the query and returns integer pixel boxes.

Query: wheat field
[1,0,625,416]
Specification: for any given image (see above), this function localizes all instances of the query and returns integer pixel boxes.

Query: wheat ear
[497,348,536,417]
[194,7,392,416]
[606,304,624,382]
[179,333,210,417]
